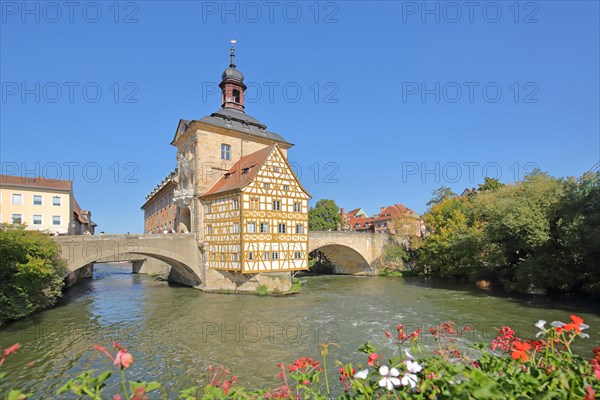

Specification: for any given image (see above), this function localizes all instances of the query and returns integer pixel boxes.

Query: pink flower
[0,343,21,367]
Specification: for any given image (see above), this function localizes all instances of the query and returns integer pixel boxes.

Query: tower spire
[219,39,246,112]
[229,39,237,68]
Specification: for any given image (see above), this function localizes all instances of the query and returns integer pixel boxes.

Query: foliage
[426,186,456,207]
[289,277,302,292]
[0,224,67,325]
[477,177,505,192]
[2,317,598,399]
[415,172,600,296]
[378,268,403,277]
[308,199,343,231]
[254,284,269,296]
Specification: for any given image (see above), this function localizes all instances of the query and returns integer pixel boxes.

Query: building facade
[0,174,96,234]
[341,203,424,236]
[141,170,177,233]
[202,145,309,273]
[142,44,311,277]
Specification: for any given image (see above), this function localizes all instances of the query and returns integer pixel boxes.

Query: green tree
[0,224,67,325]
[477,177,505,192]
[308,199,343,231]
[427,186,457,207]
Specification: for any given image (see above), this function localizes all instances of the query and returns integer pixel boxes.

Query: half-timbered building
[202,144,310,273]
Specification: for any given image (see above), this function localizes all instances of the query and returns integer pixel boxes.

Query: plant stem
[120,369,129,399]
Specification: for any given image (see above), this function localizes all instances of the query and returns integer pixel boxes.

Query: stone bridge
[53,231,391,288]
[308,231,390,274]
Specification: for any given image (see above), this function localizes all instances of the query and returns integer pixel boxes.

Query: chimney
[340,207,346,220]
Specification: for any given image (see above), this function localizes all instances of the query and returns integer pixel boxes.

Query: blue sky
[1,1,598,233]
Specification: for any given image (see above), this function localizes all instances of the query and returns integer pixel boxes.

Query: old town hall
[141,44,310,281]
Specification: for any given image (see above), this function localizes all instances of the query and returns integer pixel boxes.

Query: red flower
[529,340,545,352]
[563,315,585,333]
[367,353,379,366]
[385,331,392,338]
[590,359,600,380]
[511,341,531,362]
[584,386,595,400]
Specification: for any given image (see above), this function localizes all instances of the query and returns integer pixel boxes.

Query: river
[1,263,598,398]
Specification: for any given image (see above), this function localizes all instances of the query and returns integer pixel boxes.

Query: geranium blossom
[535,320,546,337]
[405,360,422,373]
[400,373,418,388]
[353,369,369,379]
[511,341,531,362]
[378,365,401,390]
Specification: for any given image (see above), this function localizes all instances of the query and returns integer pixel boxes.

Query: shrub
[0,224,67,325]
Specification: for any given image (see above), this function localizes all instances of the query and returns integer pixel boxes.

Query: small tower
[219,40,247,112]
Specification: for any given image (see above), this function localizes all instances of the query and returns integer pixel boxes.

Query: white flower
[550,321,565,328]
[535,320,547,337]
[378,365,401,391]
[405,360,423,374]
[580,323,590,331]
[400,373,418,388]
[579,333,590,339]
[404,349,414,359]
[535,320,546,330]
[353,369,369,380]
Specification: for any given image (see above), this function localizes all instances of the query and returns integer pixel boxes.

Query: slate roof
[198,108,290,144]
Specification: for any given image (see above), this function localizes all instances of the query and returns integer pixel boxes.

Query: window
[296,224,304,234]
[52,196,61,206]
[233,223,240,233]
[221,144,231,160]
[260,222,269,233]
[33,195,42,205]
[247,222,256,233]
[273,200,281,211]
[273,166,279,173]
[206,225,212,235]
[232,89,240,103]
[52,215,61,225]
[12,194,22,205]
[250,197,259,209]
[205,203,211,214]
[278,223,286,234]
[263,183,270,189]
[232,253,239,262]
[272,252,279,260]
[263,252,270,260]
[248,252,254,260]
[294,202,301,212]
[233,199,239,209]
[221,253,225,262]
[294,251,302,259]
[33,215,42,225]
[11,214,22,224]
[283,185,289,191]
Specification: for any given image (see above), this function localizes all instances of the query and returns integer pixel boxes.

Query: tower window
[221,144,231,160]
[232,89,240,103]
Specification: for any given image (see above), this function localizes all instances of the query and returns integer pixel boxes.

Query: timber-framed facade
[202,145,310,273]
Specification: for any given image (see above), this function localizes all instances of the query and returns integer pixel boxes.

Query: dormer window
[221,144,231,160]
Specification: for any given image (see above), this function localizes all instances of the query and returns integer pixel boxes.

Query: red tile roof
[201,145,277,197]
[0,174,72,192]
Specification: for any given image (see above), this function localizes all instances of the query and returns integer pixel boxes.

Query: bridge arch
[308,232,388,275]
[55,234,203,287]
[309,243,372,274]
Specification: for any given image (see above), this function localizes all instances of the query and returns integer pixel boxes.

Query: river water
[1,263,598,398]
